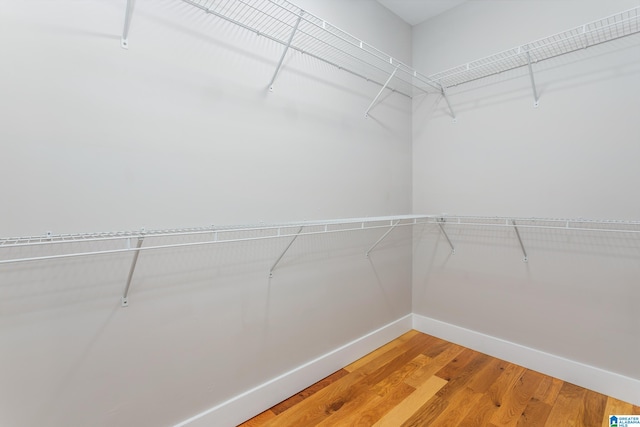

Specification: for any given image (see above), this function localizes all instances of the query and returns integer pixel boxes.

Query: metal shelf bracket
[269,11,304,92]
[441,86,457,123]
[121,234,144,307]
[437,219,455,254]
[269,226,303,277]
[525,48,539,108]
[121,0,135,49]
[366,220,399,257]
[365,65,400,118]
[511,220,528,262]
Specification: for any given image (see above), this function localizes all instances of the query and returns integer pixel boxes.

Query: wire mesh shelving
[0,215,427,306]
[429,6,640,89]
[428,6,640,116]
[120,2,639,118]
[120,0,442,116]
[430,215,640,262]
[3,214,640,304]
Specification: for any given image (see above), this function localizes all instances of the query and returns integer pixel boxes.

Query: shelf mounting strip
[119,0,442,116]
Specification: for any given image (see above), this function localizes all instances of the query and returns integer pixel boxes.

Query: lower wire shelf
[2,214,639,306]
[0,215,427,307]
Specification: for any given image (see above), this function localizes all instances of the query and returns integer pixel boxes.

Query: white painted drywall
[412,0,640,385]
[0,1,413,426]
[0,0,412,236]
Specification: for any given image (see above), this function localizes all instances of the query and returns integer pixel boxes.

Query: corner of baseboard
[411,313,640,406]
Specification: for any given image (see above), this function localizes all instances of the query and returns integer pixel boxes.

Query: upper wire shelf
[429,6,640,89]
[119,0,443,115]
[174,0,440,96]
[120,3,639,119]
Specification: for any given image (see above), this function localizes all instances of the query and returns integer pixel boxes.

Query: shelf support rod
[122,235,144,307]
[437,220,455,254]
[269,226,303,277]
[366,220,400,257]
[121,0,135,49]
[365,65,400,118]
[526,50,539,107]
[511,220,528,262]
[441,86,457,122]
[269,11,303,91]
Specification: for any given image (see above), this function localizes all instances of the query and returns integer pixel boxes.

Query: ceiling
[376,0,468,26]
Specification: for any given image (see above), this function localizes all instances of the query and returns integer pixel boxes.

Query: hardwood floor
[239,330,639,426]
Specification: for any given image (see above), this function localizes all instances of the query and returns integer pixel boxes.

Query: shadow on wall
[29,303,121,425]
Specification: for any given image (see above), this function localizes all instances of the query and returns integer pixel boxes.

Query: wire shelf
[180,0,440,96]
[1,215,428,306]
[121,2,639,115]
[431,215,640,235]
[4,215,640,263]
[429,6,640,88]
[3,214,639,305]
[0,215,428,264]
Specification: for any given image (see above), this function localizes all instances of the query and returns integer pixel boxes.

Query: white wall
[0,0,412,236]
[412,0,640,392]
[0,1,413,426]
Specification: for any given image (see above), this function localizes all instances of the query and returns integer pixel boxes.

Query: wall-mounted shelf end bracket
[121,234,144,307]
[441,86,457,123]
[525,48,539,108]
[366,220,399,257]
[365,65,400,118]
[437,218,455,254]
[121,0,135,49]
[269,11,304,92]
[269,226,304,277]
[511,220,528,262]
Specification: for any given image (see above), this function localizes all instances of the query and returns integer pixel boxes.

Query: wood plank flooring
[239,330,639,426]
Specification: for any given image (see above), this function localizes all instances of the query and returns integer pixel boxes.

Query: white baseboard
[174,314,413,427]
[412,313,640,406]
[174,312,638,427]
